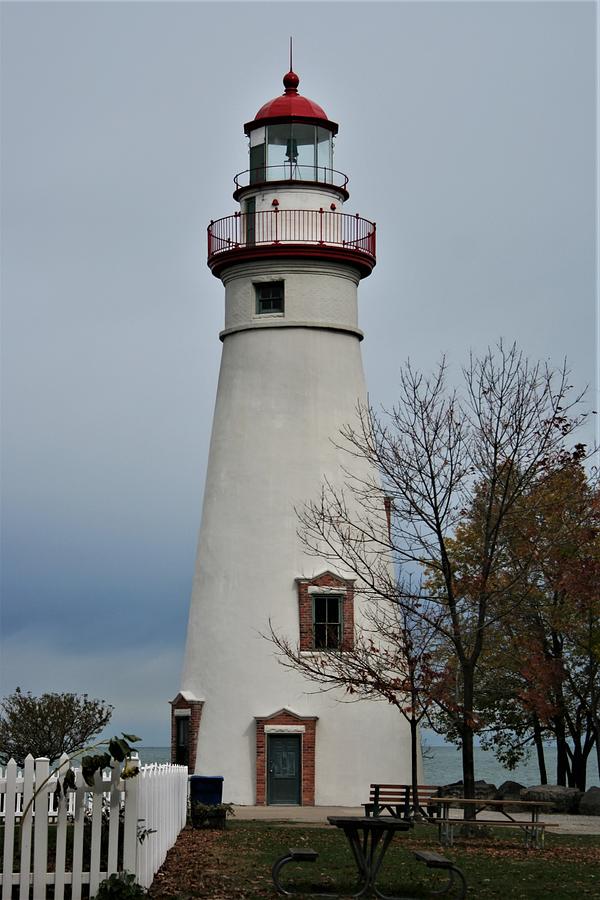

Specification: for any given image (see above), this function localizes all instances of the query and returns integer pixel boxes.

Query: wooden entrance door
[267,734,301,805]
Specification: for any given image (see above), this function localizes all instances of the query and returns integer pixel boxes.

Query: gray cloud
[1,2,596,743]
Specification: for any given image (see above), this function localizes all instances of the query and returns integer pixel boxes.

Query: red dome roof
[244,70,337,134]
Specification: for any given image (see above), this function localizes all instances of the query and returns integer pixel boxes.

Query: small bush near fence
[94,873,147,899]
[0,755,188,899]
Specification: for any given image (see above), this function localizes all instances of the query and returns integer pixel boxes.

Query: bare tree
[270,583,447,816]
[275,343,588,808]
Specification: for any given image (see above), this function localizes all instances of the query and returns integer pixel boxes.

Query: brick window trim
[255,709,318,806]
[296,571,355,652]
[170,693,204,771]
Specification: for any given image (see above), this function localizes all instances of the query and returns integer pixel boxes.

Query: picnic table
[272,816,466,898]
[428,797,557,848]
[327,816,413,898]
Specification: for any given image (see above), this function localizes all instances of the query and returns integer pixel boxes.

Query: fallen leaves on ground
[147,827,272,899]
[147,823,600,899]
[446,839,600,864]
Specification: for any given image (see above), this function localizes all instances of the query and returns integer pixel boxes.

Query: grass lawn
[147,821,600,899]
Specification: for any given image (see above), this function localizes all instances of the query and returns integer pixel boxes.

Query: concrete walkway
[232,805,600,836]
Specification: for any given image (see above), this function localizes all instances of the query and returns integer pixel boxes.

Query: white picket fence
[0,754,188,899]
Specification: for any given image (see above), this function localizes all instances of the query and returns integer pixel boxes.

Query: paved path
[232,804,600,835]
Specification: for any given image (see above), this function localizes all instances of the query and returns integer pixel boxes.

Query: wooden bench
[434,817,559,849]
[364,783,440,819]
[271,847,319,895]
[414,850,467,898]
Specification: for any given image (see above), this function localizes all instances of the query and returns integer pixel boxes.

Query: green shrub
[190,801,235,829]
[94,872,146,899]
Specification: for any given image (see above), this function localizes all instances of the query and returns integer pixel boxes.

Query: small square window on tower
[255,281,284,315]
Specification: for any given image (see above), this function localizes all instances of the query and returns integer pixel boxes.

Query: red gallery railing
[207,209,376,262]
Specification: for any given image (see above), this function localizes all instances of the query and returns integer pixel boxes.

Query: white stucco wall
[181,319,413,804]
[242,183,346,213]
[221,259,361,336]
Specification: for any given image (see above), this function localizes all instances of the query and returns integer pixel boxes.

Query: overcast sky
[1,1,596,746]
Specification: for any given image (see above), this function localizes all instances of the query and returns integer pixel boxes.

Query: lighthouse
[172,64,413,805]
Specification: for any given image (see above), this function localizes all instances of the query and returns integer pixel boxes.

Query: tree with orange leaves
[443,454,600,788]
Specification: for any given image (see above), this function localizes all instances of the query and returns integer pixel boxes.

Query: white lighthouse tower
[172,64,412,805]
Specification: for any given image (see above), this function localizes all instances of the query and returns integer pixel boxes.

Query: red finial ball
[283,70,300,93]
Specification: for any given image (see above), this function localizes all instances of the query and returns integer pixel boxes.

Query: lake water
[138,744,599,790]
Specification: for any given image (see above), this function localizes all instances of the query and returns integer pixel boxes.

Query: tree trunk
[592,712,600,781]
[461,666,476,821]
[532,715,548,784]
[570,742,583,790]
[554,717,569,786]
[569,722,595,792]
[410,716,420,818]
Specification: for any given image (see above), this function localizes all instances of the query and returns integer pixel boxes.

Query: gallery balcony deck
[207,208,376,278]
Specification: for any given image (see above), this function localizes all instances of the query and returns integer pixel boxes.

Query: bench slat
[432,818,558,827]
[288,848,319,861]
[370,784,439,789]
[369,792,437,797]
[414,850,453,869]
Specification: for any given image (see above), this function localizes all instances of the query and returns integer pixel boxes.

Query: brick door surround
[170,691,204,771]
[255,708,318,805]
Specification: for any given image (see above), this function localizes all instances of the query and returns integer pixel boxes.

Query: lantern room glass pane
[317,127,333,181]
[249,143,265,184]
[292,123,316,179]
[249,126,266,184]
[266,124,293,180]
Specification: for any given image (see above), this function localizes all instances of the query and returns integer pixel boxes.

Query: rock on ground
[439,780,497,800]
[579,786,600,816]
[494,780,530,811]
[522,785,581,814]
[495,780,526,801]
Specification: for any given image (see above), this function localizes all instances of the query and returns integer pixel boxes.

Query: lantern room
[209,64,376,279]
[235,70,348,195]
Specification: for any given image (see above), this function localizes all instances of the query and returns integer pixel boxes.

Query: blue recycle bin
[189,775,224,806]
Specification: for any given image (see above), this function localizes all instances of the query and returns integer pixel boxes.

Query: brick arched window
[295,571,355,652]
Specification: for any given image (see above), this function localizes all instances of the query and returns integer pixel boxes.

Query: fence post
[106,759,122,878]
[88,768,105,896]
[18,754,34,900]
[123,767,140,877]
[2,759,17,900]
[54,752,70,900]
[33,758,50,899]
[71,766,87,900]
